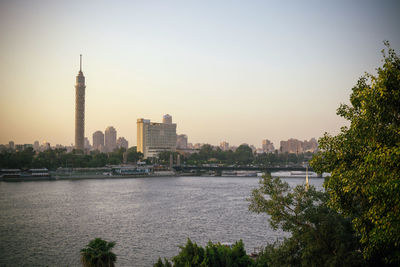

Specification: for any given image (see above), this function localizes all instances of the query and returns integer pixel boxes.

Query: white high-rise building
[92,131,104,151]
[105,126,117,153]
[137,115,177,158]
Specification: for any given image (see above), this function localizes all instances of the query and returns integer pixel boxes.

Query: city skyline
[1,1,400,148]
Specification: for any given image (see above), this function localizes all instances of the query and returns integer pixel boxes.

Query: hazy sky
[1,0,399,148]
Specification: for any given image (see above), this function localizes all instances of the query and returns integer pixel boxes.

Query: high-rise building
[105,126,117,152]
[75,55,86,151]
[280,138,302,153]
[280,138,318,153]
[303,138,318,152]
[117,137,129,149]
[33,141,40,151]
[8,141,14,150]
[176,134,188,149]
[92,131,104,151]
[262,139,275,153]
[137,115,177,158]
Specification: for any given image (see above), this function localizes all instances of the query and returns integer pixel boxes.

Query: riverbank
[0,173,324,182]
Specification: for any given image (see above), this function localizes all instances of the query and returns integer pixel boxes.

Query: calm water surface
[0,176,323,266]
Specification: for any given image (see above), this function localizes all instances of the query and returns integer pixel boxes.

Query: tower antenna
[80,54,82,71]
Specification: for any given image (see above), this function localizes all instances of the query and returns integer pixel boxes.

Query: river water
[0,176,323,266]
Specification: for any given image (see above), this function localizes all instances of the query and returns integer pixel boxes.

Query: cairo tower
[75,55,86,151]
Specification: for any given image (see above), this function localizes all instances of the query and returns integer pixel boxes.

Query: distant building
[177,134,188,149]
[256,148,264,154]
[42,141,51,151]
[105,126,117,152]
[262,139,275,153]
[193,143,204,149]
[8,141,14,150]
[33,141,40,151]
[92,131,104,151]
[162,114,172,124]
[137,115,177,158]
[280,138,318,153]
[249,145,257,153]
[280,138,302,153]
[117,137,129,149]
[303,138,318,152]
[84,137,91,150]
[219,141,229,151]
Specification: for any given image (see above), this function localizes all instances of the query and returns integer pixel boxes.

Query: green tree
[154,257,172,267]
[249,175,364,266]
[107,148,125,165]
[311,42,400,264]
[163,239,252,267]
[172,238,205,267]
[126,146,143,163]
[234,145,254,164]
[80,238,117,267]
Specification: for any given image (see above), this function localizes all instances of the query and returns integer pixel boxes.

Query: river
[0,176,324,266]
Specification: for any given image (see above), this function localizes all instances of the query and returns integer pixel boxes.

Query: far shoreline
[0,173,324,182]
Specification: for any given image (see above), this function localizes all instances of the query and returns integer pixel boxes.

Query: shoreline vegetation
[0,144,315,172]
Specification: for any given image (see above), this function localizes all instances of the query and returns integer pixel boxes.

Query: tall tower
[75,55,86,151]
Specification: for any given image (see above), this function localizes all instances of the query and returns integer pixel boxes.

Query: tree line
[0,144,313,170]
[0,147,143,170]
[158,145,313,166]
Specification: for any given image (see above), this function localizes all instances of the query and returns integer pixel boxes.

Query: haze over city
[1,0,399,147]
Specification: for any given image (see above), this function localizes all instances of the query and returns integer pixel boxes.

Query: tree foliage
[154,239,252,267]
[0,147,135,170]
[249,175,364,266]
[80,238,117,267]
[311,42,400,264]
[126,146,143,163]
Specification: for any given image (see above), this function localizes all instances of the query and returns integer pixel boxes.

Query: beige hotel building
[137,114,177,158]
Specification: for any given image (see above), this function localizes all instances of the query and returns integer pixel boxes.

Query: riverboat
[112,166,152,176]
[1,169,21,178]
[1,168,52,181]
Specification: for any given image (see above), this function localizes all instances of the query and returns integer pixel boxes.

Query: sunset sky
[1,0,399,148]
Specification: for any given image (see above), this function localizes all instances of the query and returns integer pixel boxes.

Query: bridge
[173,165,313,173]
